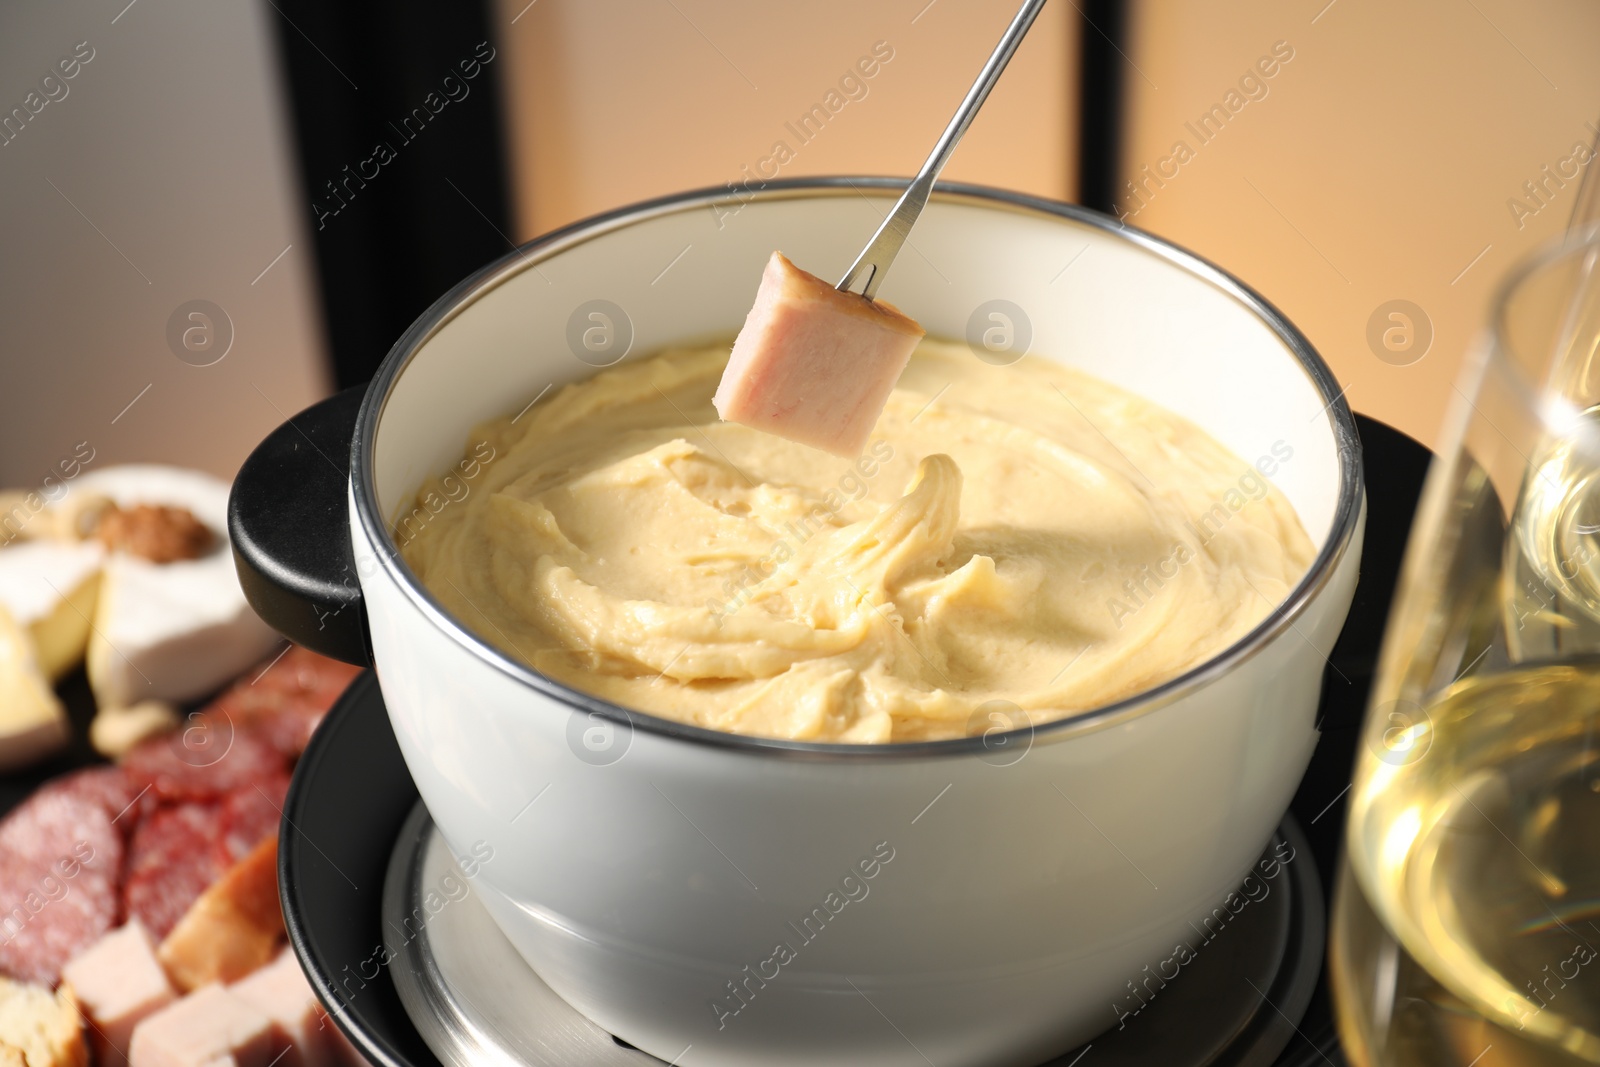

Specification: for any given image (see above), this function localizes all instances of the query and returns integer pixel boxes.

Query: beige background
[494,0,1600,452]
[493,0,1078,233]
[7,0,1581,484]
[1120,0,1600,449]
[0,0,329,486]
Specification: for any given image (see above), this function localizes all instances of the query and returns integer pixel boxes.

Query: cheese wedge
[0,541,103,682]
[0,602,69,773]
[76,467,279,709]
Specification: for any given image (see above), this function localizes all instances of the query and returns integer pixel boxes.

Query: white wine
[1333,224,1600,1066]
[1506,413,1600,662]
[1333,665,1600,1066]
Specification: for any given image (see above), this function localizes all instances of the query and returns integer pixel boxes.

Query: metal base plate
[382,804,1323,1067]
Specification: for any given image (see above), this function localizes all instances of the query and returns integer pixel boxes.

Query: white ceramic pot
[233,180,1364,1067]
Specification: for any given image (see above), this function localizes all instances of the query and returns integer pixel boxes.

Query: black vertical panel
[266,1,514,388]
[1075,0,1127,215]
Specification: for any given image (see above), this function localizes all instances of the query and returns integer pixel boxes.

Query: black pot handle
[228,385,374,666]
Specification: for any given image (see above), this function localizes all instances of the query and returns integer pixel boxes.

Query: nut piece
[93,505,213,563]
[90,701,182,760]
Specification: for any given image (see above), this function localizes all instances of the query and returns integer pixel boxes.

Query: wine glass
[1330,226,1600,1066]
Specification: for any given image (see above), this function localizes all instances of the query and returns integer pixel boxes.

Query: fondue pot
[229,179,1364,1067]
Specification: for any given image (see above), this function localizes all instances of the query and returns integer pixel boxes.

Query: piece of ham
[127,985,283,1067]
[58,922,176,1067]
[714,252,924,457]
[229,950,338,1067]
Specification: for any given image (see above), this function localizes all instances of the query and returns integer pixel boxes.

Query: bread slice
[0,979,86,1067]
[158,837,284,992]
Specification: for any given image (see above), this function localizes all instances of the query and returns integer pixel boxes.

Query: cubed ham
[59,922,176,1067]
[158,837,283,993]
[229,951,335,1067]
[127,985,283,1067]
[714,252,924,457]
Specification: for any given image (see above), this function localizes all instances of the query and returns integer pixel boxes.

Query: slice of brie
[0,601,70,772]
[75,466,280,709]
[0,540,104,681]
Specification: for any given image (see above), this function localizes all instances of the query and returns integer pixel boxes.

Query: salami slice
[0,647,352,983]
[122,713,289,803]
[124,801,227,941]
[266,646,362,705]
[0,785,124,986]
[204,647,360,757]
[36,765,151,839]
[217,772,290,867]
[250,703,330,762]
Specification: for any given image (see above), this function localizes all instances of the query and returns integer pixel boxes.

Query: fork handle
[837,0,1051,300]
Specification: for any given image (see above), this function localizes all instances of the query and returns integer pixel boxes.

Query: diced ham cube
[59,922,176,1067]
[714,252,924,457]
[158,837,284,992]
[128,985,284,1067]
[229,951,335,1067]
